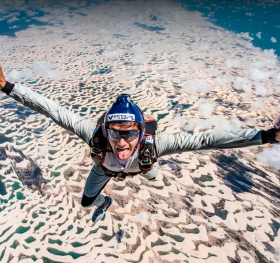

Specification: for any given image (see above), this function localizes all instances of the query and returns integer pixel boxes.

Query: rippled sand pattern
[0,1,280,262]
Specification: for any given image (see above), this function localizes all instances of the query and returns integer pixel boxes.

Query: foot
[92,196,112,222]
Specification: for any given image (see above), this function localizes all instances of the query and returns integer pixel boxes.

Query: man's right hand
[0,64,7,89]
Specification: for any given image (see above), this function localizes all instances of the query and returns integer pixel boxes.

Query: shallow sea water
[181,0,280,55]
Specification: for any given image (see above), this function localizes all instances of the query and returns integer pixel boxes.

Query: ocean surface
[0,0,279,56]
[180,0,280,56]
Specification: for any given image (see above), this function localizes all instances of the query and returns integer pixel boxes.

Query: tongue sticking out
[117,148,129,159]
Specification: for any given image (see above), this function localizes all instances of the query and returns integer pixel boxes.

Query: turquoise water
[0,9,50,37]
[0,1,108,37]
[179,0,280,56]
[46,248,86,260]
[0,179,6,196]
[0,0,278,58]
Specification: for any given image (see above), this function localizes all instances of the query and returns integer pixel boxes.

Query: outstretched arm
[0,64,95,145]
[155,127,280,158]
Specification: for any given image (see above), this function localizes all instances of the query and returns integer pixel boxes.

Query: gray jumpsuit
[4,84,264,207]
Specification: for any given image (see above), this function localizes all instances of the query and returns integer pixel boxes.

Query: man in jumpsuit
[1,64,280,222]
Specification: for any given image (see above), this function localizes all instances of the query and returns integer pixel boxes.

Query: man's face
[108,123,140,161]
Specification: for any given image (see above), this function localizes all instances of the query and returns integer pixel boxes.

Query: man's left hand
[0,63,7,89]
[275,129,280,142]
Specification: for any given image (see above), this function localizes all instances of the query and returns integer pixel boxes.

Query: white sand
[0,0,280,262]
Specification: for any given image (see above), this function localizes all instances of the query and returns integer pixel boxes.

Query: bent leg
[81,165,110,207]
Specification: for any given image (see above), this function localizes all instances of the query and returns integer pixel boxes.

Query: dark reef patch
[134,22,165,32]
[0,145,48,194]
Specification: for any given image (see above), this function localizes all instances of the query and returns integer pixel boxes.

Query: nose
[118,138,127,146]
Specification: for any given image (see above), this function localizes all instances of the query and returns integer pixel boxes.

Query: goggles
[107,129,140,142]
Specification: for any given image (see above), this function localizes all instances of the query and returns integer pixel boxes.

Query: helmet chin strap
[132,142,139,155]
[102,123,107,138]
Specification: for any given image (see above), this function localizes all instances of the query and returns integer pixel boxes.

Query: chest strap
[102,166,141,181]
[89,126,112,167]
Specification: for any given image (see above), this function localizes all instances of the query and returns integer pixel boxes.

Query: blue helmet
[102,94,146,142]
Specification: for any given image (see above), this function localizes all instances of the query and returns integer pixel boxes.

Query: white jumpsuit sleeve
[155,129,263,157]
[7,84,96,145]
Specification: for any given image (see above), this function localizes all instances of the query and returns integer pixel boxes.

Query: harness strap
[89,126,112,167]
[102,166,141,181]
[90,112,157,180]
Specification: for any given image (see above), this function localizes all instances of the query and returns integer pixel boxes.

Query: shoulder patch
[146,135,154,144]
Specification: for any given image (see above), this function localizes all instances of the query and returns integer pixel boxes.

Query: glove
[1,81,14,95]
[262,127,279,144]
[262,116,280,144]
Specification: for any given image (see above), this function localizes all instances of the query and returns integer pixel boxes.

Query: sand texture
[0,1,280,262]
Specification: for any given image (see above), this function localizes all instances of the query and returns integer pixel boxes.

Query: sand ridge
[0,0,280,262]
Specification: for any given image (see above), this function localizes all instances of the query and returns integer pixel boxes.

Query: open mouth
[116,147,130,159]
[117,148,129,152]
